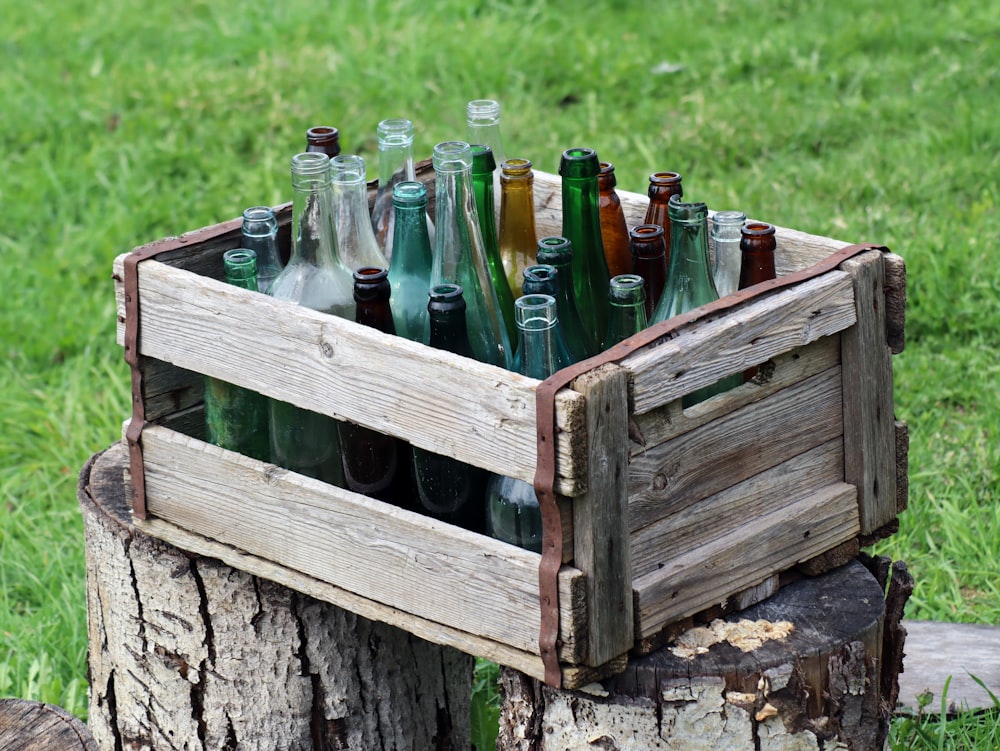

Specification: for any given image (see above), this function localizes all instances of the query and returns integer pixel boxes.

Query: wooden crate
[113,164,907,689]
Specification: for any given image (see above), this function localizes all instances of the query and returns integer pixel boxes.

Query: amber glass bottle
[738,222,778,290]
[498,158,539,298]
[305,126,341,158]
[598,162,632,278]
[629,224,668,320]
[643,171,683,265]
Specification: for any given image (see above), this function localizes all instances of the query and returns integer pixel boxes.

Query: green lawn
[1,0,997,746]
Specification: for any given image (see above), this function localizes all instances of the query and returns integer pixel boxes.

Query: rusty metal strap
[532,241,890,687]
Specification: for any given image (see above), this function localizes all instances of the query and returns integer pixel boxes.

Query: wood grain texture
[0,699,98,751]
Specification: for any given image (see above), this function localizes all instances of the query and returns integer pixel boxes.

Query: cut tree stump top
[0,699,97,751]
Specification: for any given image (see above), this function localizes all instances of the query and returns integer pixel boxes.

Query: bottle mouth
[428,283,467,313]
[291,151,332,176]
[331,154,367,184]
[433,141,472,172]
[629,224,664,241]
[609,274,646,303]
[667,193,708,221]
[470,144,497,173]
[649,171,681,185]
[466,99,501,124]
[306,125,339,141]
[523,264,557,284]
[515,293,558,330]
[392,180,428,206]
[242,206,278,234]
[377,118,415,147]
[223,248,258,280]
[741,221,776,237]
[559,147,599,177]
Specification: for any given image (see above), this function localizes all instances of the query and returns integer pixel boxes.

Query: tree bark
[79,443,473,751]
[498,560,910,751]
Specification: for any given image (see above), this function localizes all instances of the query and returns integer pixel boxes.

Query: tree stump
[498,559,912,751]
[79,443,473,751]
[0,699,98,751]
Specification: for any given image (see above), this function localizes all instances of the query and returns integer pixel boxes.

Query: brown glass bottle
[643,171,683,265]
[305,126,341,158]
[498,158,540,298]
[738,223,777,381]
[629,224,668,320]
[598,162,632,278]
[337,267,415,507]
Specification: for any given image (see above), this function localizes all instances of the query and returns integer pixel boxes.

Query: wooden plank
[630,439,845,579]
[569,364,633,667]
[884,252,906,354]
[132,425,587,661]
[840,251,897,534]
[896,419,909,513]
[115,259,588,494]
[633,482,860,640]
[620,269,858,415]
[139,357,202,422]
[628,367,844,534]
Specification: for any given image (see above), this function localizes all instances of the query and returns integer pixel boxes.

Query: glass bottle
[498,158,539,298]
[430,141,511,369]
[337,267,415,507]
[711,210,746,298]
[535,236,597,360]
[466,98,505,216]
[560,147,611,351]
[598,162,632,279]
[203,249,270,462]
[305,126,341,158]
[486,294,570,552]
[410,284,488,531]
[470,145,517,348]
[387,180,434,344]
[267,152,354,486]
[643,171,683,265]
[651,194,741,406]
[605,274,648,348]
[240,206,284,294]
[371,118,418,262]
[330,154,389,274]
[629,224,668,320]
[519,265,575,371]
[738,221,778,290]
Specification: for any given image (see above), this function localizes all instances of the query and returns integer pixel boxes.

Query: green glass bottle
[535,236,597,360]
[267,152,354,486]
[430,141,511,369]
[388,180,434,344]
[605,274,648,348]
[651,194,742,405]
[371,118,420,262]
[498,158,540,298]
[470,144,517,348]
[203,249,270,462]
[519,266,575,370]
[486,294,571,552]
[560,147,610,350]
[240,206,284,294]
[410,285,488,531]
[712,210,747,298]
[330,154,389,274]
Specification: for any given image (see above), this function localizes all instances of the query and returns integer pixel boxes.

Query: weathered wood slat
[627,366,844,534]
[0,699,98,751]
[633,482,860,640]
[620,269,858,415]
[129,426,586,661]
[840,251,897,535]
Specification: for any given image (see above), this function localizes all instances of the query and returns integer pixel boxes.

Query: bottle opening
[649,171,681,184]
[392,180,427,205]
[291,151,333,176]
[377,118,415,147]
[432,141,472,172]
[515,294,558,330]
[466,99,501,124]
[630,224,664,240]
[223,249,258,280]
[331,154,367,183]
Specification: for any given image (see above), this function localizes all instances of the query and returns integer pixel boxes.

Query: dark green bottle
[559,147,610,351]
[520,265,576,370]
[388,180,434,344]
[605,274,648,348]
[535,236,597,360]
[410,285,488,531]
[203,249,270,462]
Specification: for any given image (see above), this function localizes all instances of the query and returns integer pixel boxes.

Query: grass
[1,0,998,745]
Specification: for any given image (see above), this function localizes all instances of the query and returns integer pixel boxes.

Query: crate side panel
[628,365,844,534]
[630,439,845,579]
[633,482,861,640]
[136,424,587,660]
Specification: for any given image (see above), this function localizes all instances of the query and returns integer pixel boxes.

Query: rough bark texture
[497,560,909,751]
[0,698,99,751]
[80,444,472,751]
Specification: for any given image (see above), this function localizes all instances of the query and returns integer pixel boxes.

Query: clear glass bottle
[535,235,597,360]
[643,171,683,266]
[498,158,539,298]
[470,145,517,348]
[598,162,632,279]
[305,125,341,158]
[560,147,610,351]
[267,152,354,486]
[410,284,488,531]
[486,294,570,552]
[371,118,418,262]
[466,98,505,217]
[651,194,741,406]
[203,249,270,461]
[330,154,389,274]
[519,265,576,371]
[388,180,434,344]
[240,206,284,294]
[711,210,747,298]
[605,274,648,348]
[430,141,511,369]
[629,224,668,320]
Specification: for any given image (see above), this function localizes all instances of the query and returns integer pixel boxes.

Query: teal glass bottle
[711,210,747,298]
[486,294,571,552]
[535,236,597,360]
[651,194,741,405]
[605,273,648,348]
[330,154,389,274]
[520,265,576,370]
[371,118,419,262]
[267,152,354,486]
[430,141,511,369]
[387,180,434,344]
[203,249,270,461]
[559,147,610,350]
[410,284,488,531]
[240,206,284,294]
[470,144,517,348]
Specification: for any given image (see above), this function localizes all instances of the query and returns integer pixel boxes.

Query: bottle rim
[223,248,258,279]
[330,154,367,184]
[291,151,333,176]
[433,141,473,172]
[741,221,776,237]
[466,99,501,124]
[470,144,497,174]
[392,180,428,206]
[242,206,278,233]
[629,224,665,240]
[377,118,415,147]
[515,293,558,330]
[559,147,599,177]
[667,193,708,220]
[649,171,682,185]
[306,125,339,142]
[501,158,533,178]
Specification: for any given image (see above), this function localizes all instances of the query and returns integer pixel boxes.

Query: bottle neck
[390,189,432,274]
[377,136,416,188]
[427,285,473,358]
[290,169,340,269]
[514,295,561,379]
[223,249,259,292]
